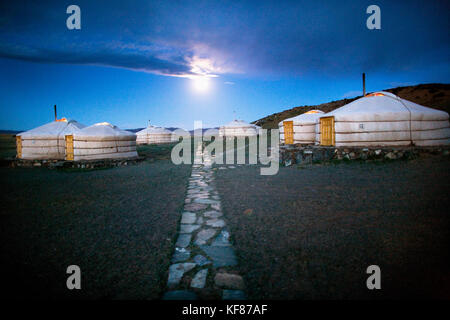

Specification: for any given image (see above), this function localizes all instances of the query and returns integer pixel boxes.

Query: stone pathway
[162,144,246,300]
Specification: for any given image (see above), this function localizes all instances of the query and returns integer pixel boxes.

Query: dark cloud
[0,42,194,76]
[0,0,449,78]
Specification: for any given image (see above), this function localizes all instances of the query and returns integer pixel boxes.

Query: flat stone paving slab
[193,254,212,266]
[206,218,226,228]
[180,224,201,234]
[214,273,245,290]
[175,234,191,248]
[200,245,238,267]
[181,212,197,224]
[195,228,217,245]
[194,198,220,205]
[211,230,231,247]
[171,248,190,263]
[203,210,222,218]
[167,263,196,287]
[222,290,246,300]
[185,203,208,211]
[191,269,208,289]
[163,290,198,300]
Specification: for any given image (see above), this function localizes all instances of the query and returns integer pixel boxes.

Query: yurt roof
[223,119,254,128]
[203,128,220,136]
[136,125,171,135]
[76,122,136,138]
[324,92,449,122]
[18,119,86,138]
[279,110,325,126]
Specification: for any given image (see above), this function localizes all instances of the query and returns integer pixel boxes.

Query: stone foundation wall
[280,144,450,166]
[9,156,145,169]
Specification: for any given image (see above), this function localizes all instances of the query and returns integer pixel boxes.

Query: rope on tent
[56,121,70,158]
[396,96,414,145]
[115,134,119,154]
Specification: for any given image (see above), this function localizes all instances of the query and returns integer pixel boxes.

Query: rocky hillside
[253,83,450,129]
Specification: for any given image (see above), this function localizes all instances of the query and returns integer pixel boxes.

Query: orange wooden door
[320,117,335,146]
[283,121,294,144]
[16,136,22,158]
[65,135,74,160]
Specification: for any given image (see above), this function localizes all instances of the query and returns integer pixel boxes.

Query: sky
[0,0,449,131]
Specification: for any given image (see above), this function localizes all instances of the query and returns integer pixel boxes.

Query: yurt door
[320,117,335,146]
[65,135,74,161]
[16,136,22,159]
[283,121,294,144]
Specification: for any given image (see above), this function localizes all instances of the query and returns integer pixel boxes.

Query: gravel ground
[214,156,450,299]
[0,160,191,299]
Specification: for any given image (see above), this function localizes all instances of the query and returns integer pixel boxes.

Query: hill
[252,83,450,129]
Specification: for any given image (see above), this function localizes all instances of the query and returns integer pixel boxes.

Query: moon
[191,77,211,93]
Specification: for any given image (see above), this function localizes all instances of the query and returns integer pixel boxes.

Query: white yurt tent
[170,128,191,142]
[17,118,85,160]
[315,92,450,147]
[136,125,173,144]
[69,122,138,161]
[203,127,220,140]
[171,130,181,142]
[253,124,263,135]
[219,120,259,137]
[279,110,324,144]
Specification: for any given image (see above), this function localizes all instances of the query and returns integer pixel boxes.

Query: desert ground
[0,134,449,299]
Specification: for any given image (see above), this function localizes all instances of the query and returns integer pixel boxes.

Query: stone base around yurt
[137,141,176,145]
[279,144,450,166]
[9,156,145,169]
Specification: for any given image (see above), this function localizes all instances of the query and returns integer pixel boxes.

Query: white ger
[16,118,85,160]
[315,91,450,147]
[279,110,325,144]
[219,119,260,137]
[136,125,173,144]
[69,122,138,160]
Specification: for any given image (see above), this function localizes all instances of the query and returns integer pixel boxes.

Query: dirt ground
[214,156,450,299]
[0,159,191,299]
[1,134,449,300]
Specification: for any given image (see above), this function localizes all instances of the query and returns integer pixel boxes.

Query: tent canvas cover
[315,92,450,146]
[279,110,324,144]
[219,120,260,137]
[71,122,138,160]
[136,125,173,144]
[17,118,85,159]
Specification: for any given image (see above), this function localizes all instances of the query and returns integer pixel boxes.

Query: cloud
[342,90,363,98]
[0,1,449,79]
[0,42,195,76]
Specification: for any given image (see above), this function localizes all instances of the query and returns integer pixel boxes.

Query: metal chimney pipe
[54,105,57,121]
[362,73,366,96]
